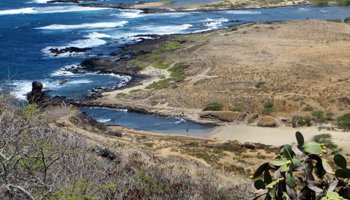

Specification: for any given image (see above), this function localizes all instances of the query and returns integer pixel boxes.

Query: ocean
[1,1,350,100]
[1,1,350,134]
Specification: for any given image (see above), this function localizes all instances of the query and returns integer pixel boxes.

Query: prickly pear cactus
[252,132,350,200]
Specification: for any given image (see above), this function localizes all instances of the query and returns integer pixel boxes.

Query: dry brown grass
[99,21,350,120]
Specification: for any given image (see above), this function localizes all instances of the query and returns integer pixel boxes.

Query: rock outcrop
[199,111,246,122]
[80,59,140,76]
[257,116,278,127]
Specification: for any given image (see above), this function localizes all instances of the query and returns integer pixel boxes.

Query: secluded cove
[80,107,216,137]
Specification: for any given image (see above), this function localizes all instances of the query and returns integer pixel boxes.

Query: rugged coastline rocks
[80,58,140,76]
[200,111,247,122]
[49,47,91,56]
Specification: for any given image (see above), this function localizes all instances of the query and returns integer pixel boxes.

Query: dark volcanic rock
[49,47,91,56]
[80,58,140,76]
[93,147,120,162]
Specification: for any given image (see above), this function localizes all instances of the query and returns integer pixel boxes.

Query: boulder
[257,116,278,127]
[80,58,140,76]
[199,111,246,122]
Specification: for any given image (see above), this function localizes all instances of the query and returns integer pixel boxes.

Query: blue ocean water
[80,106,215,136]
[1,1,350,100]
[1,1,350,134]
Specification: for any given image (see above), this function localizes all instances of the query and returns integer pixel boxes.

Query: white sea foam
[9,80,32,101]
[225,10,261,15]
[66,79,93,85]
[0,6,109,16]
[37,21,128,30]
[112,10,190,19]
[88,107,128,112]
[68,37,107,48]
[174,118,186,124]
[298,8,310,11]
[31,0,49,3]
[116,10,143,18]
[9,80,59,101]
[97,118,112,123]
[203,18,229,29]
[50,64,81,77]
[0,8,36,15]
[136,24,192,35]
[43,32,113,57]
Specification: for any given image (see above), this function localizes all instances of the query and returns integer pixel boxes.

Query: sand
[211,124,350,153]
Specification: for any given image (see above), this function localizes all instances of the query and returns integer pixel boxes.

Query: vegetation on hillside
[336,113,350,130]
[0,96,252,199]
[204,102,224,111]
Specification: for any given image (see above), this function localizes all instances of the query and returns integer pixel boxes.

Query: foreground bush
[252,132,349,199]
[337,0,350,6]
[0,96,252,199]
[337,113,350,130]
[345,17,350,24]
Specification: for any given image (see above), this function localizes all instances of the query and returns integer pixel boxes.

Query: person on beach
[26,81,49,105]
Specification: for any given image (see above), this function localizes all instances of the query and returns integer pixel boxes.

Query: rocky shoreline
[48,0,311,14]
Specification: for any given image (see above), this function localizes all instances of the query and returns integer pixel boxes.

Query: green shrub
[312,0,329,6]
[337,0,350,6]
[129,59,148,69]
[252,132,350,199]
[345,17,350,24]
[168,62,187,82]
[327,19,343,23]
[336,113,350,130]
[152,61,169,69]
[262,99,274,114]
[311,110,326,123]
[204,102,224,111]
[146,78,172,90]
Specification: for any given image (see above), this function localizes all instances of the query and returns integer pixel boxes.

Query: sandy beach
[211,124,350,153]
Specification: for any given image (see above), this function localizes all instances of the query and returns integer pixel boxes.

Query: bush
[337,0,350,6]
[327,19,343,23]
[252,132,350,199]
[204,102,224,111]
[336,113,350,130]
[312,0,329,6]
[292,115,312,127]
[146,78,172,89]
[262,99,274,114]
[169,62,187,82]
[311,110,326,123]
[345,17,350,24]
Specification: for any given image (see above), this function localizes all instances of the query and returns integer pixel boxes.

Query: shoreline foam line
[36,21,128,30]
[0,6,109,15]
